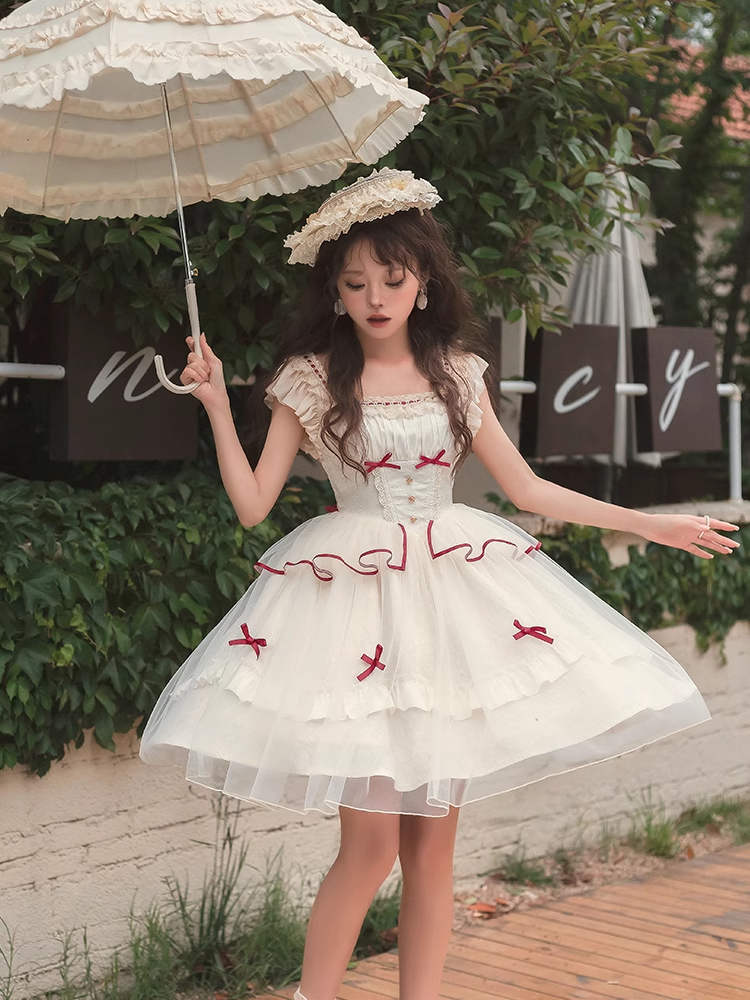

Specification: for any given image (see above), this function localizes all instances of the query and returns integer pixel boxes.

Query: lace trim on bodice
[363,391,436,404]
[267,351,487,462]
[302,352,484,425]
[370,467,395,523]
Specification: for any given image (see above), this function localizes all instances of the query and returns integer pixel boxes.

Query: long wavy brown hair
[250,209,493,476]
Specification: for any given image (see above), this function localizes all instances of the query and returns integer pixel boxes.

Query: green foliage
[25,798,399,1000]
[634,0,750,330]
[353,880,401,960]
[49,916,176,1000]
[335,0,683,330]
[550,847,581,886]
[0,474,293,776]
[733,810,750,846]
[676,796,750,843]
[0,0,685,373]
[2,472,747,778]
[487,845,557,886]
[233,859,308,989]
[533,520,750,652]
[164,799,253,984]
[0,919,14,1000]
[627,789,680,857]
[270,473,336,534]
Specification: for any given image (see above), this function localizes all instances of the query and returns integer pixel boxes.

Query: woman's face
[336,239,422,344]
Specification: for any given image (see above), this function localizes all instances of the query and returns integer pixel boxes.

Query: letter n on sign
[47,304,198,461]
[521,325,618,458]
[631,327,721,453]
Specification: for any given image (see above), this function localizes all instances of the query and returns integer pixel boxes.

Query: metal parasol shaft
[154,82,202,395]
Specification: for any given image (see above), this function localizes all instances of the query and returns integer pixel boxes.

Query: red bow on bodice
[364,453,402,472]
[415,450,451,469]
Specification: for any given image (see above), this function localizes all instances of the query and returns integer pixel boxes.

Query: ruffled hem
[141,689,711,816]
[168,644,643,722]
[0,1,374,56]
[0,4,427,220]
[0,24,427,110]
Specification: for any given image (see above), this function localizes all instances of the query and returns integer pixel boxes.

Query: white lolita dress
[140,352,710,816]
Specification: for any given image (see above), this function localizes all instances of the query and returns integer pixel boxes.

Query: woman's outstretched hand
[180,333,229,411]
[642,513,741,560]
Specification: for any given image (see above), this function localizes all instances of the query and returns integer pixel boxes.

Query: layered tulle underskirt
[139,505,710,816]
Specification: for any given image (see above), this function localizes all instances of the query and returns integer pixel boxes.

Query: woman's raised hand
[643,513,741,560]
[181,333,229,410]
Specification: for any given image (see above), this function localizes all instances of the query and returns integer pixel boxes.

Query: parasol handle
[154,279,203,394]
[154,82,204,395]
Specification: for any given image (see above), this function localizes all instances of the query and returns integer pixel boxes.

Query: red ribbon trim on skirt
[426,520,541,562]
[255,524,408,582]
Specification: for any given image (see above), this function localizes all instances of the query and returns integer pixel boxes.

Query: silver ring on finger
[698,530,706,540]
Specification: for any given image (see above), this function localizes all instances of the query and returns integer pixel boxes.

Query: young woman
[140,168,739,1000]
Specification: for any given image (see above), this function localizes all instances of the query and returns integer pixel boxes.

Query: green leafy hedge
[1,475,748,777]
[541,523,750,653]
[0,474,333,775]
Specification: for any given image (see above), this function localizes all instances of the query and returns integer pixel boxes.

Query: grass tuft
[676,796,749,836]
[354,879,401,959]
[125,909,178,1000]
[551,847,581,885]
[487,845,557,887]
[626,789,680,858]
[596,819,622,860]
[34,797,403,1000]
[732,809,750,845]
[0,920,14,1000]
[233,853,307,989]
[164,798,252,985]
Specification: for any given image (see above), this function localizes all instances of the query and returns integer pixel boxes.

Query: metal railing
[0,362,65,380]
[1,365,744,501]
[500,379,744,502]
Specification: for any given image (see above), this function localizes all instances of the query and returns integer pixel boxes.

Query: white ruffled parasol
[568,170,659,467]
[0,0,428,391]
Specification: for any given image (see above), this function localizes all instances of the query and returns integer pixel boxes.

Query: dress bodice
[325,396,456,525]
[265,352,488,527]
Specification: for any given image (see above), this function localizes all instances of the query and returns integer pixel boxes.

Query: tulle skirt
[139,504,710,816]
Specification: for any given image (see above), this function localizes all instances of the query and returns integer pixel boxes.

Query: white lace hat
[284,167,442,265]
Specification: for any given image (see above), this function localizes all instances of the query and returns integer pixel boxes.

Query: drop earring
[333,298,347,316]
[416,289,428,310]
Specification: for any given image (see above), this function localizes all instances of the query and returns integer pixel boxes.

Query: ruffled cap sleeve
[449,351,489,436]
[264,356,327,460]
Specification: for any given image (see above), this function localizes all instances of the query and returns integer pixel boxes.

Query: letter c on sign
[553,365,601,414]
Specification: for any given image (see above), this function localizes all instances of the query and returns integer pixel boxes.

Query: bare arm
[182,334,304,527]
[472,389,740,560]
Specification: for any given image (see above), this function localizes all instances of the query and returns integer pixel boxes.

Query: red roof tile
[665,42,750,142]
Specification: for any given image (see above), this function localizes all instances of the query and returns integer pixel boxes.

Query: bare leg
[398,807,461,1000]
[298,805,400,1000]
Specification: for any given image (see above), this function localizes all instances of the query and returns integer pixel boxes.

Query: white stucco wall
[2,618,748,998]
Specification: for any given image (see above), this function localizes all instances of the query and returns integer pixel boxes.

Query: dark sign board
[48,305,198,461]
[631,327,721,453]
[521,324,619,457]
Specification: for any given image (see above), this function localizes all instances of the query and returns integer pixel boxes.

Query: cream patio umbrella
[567,169,660,466]
[0,0,428,392]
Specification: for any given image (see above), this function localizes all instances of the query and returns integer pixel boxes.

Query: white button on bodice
[319,398,456,524]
